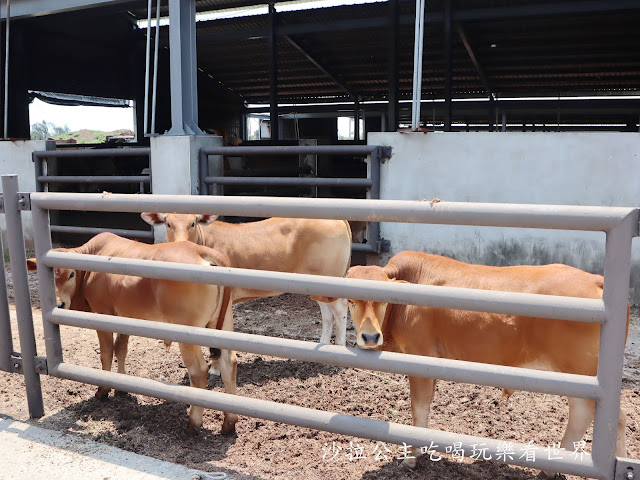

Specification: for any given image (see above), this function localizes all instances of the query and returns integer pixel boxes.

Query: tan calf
[345,250,628,475]
[28,232,238,435]
[142,213,352,345]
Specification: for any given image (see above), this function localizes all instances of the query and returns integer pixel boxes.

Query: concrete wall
[368,132,640,302]
[0,140,48,251]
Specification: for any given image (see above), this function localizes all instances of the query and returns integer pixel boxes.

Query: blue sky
[29,99,135,132]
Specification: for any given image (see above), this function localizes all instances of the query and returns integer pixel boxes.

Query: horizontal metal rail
[351,243,377,254]
[200,145,384,156]
[37,176,150,184]
[50,226,154,240]
[42,251,606,323]
[32,148,151,159]
[31,193,635,232]
[203,176,372,188]
[51,362,598,478]
[49,308,602,400]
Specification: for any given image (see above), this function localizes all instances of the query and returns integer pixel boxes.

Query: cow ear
[26,258,38,271]
[141,212,167,226]
[196,214,218,225]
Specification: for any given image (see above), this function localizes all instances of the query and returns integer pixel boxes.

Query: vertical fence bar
[32,153,44,192]
[591,211,637,478]
[30,201,63,372]
[0,230,14,372]
[366,149,381,252]
[1,175,43,417]
[199,149,209,195]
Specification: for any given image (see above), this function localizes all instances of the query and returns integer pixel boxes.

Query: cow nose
[57,302,65,309]
[361,332,381,345]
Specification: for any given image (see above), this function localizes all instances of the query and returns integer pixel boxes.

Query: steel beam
[0,0,131,19]
[456,23,493,99]
[387,0,399,132]
[166,0,202,135]
[443,0,452,131]
[268,1,279,142]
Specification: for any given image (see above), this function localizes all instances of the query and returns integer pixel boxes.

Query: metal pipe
[0,231,13,372]
[367,149,382,251]
[199,145,381,156]
[37,176,151,184]
[199,149,209,195]
[1,175,43,417]
[32,148,151,159]
[411,0,425,130]
[143,0,152,135]
[32,152,44,192]
[591,211,637,478]
[50,225,154,240]
[3,0,10,138]
[150,0,160,135]
[30,203,63,370]
[30,192,635,232]
[43,251,606,323]
[50,308,602,400]
[52,362,599,478]
[351,243,377,254]
[204,176,372,188]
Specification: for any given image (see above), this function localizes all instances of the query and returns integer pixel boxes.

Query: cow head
[345,265,393,349]
[27,256,79,309]
[140,213,218,243]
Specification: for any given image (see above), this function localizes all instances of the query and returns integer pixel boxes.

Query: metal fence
[32,147,153,241]
[1,173,638,479]
[198,144,392,254]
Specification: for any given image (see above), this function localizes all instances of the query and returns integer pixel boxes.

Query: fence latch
[615,458,640,479]
[10,354,22,373]
[18,192,31,211]
[35,356,48,375]
[376,146,392,163]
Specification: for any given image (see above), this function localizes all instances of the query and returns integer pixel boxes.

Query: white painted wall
[0,140,49,250]
[368,132,640,301]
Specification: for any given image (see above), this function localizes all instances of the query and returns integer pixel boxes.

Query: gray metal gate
[1,173,638,479]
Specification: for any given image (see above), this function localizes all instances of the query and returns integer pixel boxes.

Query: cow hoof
[221,420,237,436]
[184,423,200,436]
[94,389,110,401]
[538,472,566,480]
[114,390,130,398]
[400,458,417,470]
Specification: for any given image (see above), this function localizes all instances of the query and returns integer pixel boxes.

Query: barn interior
[1,0,639,244]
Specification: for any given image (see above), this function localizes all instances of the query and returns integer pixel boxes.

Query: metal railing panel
[49,308,602,400]
[32,148,151,159]
[1,176,43,417]
[52,362,599,478]
[30,193,634,232]
[38,176,150,184]
[200,145,384,156]
[42,251,606,323]
[204,176,372,188]
[591,212,637,478]
[50,225,154,240]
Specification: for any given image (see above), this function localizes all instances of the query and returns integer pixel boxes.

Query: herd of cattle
[25,212,629,477]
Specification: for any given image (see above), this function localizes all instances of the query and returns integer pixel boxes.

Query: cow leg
[404,376,437,469]
[539,397,596,478]
[113,334,130,397]
[328,298,348,346]
[317,301,334,344]
[218,348,239,435]
[178,342,210,435]
[616,408,627,457]
[95,331,115,400]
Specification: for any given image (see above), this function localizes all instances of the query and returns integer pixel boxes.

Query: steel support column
[268,1,279,142]
[0,230,13,373]
[1,175,44,417]
[443,0,453,131]
[387,0,399,132]
[166,0,202,135]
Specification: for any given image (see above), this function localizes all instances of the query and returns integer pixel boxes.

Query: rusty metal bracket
[35,356,48,375]
[0,194,4,213]
[10,354,22,373]
[615,457,640,479]
[377,146,392,163]
[18,192,31,211]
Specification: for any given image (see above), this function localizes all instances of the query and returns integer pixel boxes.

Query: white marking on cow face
[54,267,77,309]
[348,299,388,349]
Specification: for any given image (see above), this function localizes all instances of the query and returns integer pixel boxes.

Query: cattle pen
[1,174,638,480]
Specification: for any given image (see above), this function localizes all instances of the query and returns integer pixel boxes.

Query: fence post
[0,228,14,372]
[591,210,637,478]
[1,174,44,418]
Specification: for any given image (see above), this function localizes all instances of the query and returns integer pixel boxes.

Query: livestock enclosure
[1,174,639,479]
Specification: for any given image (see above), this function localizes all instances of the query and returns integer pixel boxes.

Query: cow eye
[191,222,195,228]
[69,271,75,279]
[167,223,171,229]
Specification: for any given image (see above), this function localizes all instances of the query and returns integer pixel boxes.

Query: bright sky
[29,98,135,132]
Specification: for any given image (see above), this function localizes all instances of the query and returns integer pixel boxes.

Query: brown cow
[27,232,238,435]
[345,251,628,475]
[141,213,352,345]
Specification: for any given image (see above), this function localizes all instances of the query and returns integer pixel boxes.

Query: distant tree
[30,120,71,140]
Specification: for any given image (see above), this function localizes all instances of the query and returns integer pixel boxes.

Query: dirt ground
[1,267,639,480]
